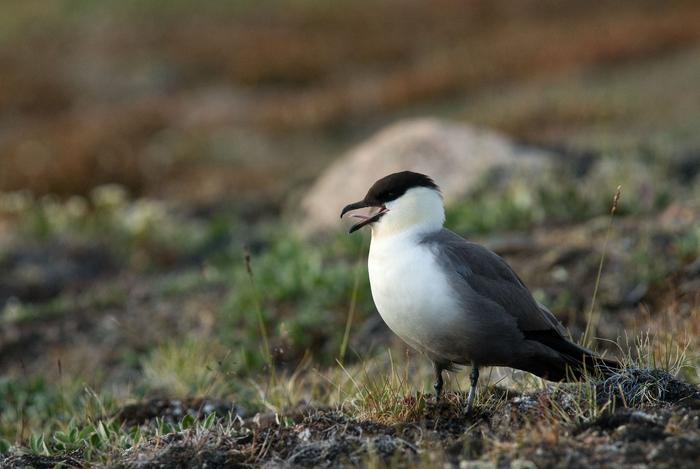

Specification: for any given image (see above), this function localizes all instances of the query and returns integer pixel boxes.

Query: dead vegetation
[4,374,699,467]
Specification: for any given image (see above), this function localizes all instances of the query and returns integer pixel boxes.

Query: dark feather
[523,329,620,380]
[421,228,619,381]
[421,229,566,334]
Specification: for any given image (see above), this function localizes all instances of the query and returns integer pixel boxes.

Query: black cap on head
[364,171,439,205]
[340,171,439,232]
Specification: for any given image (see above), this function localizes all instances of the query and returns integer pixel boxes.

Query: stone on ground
[299,118,555,235]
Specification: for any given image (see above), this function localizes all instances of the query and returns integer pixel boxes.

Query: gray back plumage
[420,229,568,338]
[414,228,617,379]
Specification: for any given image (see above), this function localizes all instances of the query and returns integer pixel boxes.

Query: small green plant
[0,187,213,270]
[141,338,231,397]
[0,377,108,443]
[27,433,49,456]
[445,173,596,236]
[0,438,11,454]
[219,230,372,373]
[675,225,700,260]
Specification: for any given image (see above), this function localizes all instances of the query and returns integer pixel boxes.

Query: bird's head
[340,171,444,238]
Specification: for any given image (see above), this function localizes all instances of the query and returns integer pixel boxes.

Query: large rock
[299,118,555,234]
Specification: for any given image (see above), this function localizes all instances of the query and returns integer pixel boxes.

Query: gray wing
[421,229,568,337]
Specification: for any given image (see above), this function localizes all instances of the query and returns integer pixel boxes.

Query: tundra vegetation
[1,0,700,467]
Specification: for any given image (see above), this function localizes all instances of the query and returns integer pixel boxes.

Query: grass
[1,129,699,467]
[140,339,232,398]
[1,0,700,464]
[217,230,373,373]
[0,377,119,452]
[337,351,430,425]
[1,300,698,465]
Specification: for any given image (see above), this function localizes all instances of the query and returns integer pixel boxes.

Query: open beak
[340,200,388,233]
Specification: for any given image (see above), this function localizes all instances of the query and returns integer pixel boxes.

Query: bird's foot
[464,400,477,418]
[464,365,479,417]
[433,370,444,402]
[464,386,477,416]
[464,403,473,416]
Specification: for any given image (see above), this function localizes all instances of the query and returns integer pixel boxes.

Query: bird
[340,171,618,414]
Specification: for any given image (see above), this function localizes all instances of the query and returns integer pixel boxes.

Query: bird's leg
[433,362,445,400]
[465,365,479,415]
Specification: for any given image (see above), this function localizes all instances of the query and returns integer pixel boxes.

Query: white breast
[368,231,466,362]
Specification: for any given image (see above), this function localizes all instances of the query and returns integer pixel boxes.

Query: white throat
[366,187,463,363]
[370,187,445,241]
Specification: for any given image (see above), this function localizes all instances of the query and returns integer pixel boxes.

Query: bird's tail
[522,329,620,381]
[564,348,620,381]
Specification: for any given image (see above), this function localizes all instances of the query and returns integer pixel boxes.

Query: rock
[510,459,538,469]
[459,460,495,469]
[299,118,555,234]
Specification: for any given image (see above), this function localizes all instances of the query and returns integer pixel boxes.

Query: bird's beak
[340,200,388,234]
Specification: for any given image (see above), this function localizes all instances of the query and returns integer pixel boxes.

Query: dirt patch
[98,383,700,467]
[107,376,697,467]
[116,397,246,427]
[0,453,84,469]
[0,240,117,306]
[3,377,700,468]
[0,273,226,379]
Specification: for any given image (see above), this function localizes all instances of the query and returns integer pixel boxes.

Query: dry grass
[336,351,432,425]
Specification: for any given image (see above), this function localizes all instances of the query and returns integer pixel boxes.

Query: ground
[1,1,700,467]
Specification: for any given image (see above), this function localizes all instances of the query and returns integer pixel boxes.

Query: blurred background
[1,0,699,445]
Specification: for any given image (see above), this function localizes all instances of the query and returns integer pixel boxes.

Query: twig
[583,185,622,348]
[245,248,275,383]
[339,238,367,364]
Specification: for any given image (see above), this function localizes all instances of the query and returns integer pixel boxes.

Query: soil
[115,397,246,427]
[4,381,700,468]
